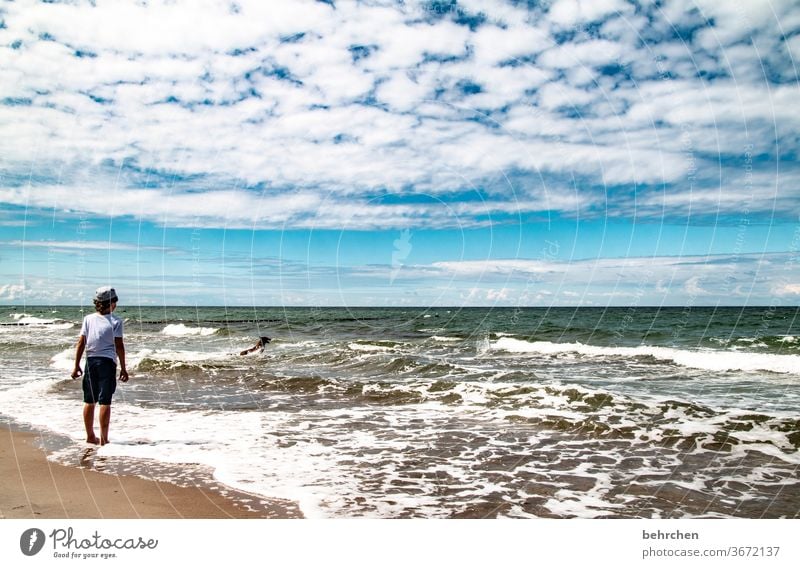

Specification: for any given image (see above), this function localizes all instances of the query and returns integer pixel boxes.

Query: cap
[94,286,118,303]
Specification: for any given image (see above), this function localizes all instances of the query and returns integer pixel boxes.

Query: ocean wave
[347,341,407,352]
[4,359,799,520]
[135,357,226,374]
[348,343,391,352]
[50,349,75,372]
[50,347,235,374]
[358,382,427,405]
[430,336,461,342]
[21,360,800,455]
[131,348,232,368]
[5,313,74,329]
[161,323,219,336]
[476,336,491,355]
[712,335,800,350]
[491,337,800,375]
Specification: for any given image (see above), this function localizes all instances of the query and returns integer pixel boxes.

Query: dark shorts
[83,357,117,405]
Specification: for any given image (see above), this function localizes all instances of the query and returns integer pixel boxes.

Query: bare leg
[99,404,111,445]
[83,403,99,444]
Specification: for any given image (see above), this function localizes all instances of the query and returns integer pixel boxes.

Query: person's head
[259,336,271,348]
[93,286,118,314]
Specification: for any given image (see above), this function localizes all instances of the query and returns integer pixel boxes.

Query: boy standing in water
[71,286,129,445]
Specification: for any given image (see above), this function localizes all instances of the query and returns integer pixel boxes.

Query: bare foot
[87,435,100,445]
[100,438,109,446]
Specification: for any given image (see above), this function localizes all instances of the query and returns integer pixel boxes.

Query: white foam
[270,340,317,352]
[348,343,392,352]
[8,314,74,329]
[161,323,218,336]
[135,348,229,362]
[728,441,800,465]
[501,407,587,421]
[452,383,491,405]
[0,377,344,518]
[1,370,797,519]
[545,489,623,518]
[50,347,233,373]
[430,336,461,342]
[4,328,798,520]
[50,349,75,372]
[491,337,800,374]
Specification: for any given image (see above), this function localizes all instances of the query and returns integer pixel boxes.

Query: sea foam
[50,349,75,372]
[161,323,218,336]
[492,337,800,375]
[8,313,74,329]
[348,342,392,352]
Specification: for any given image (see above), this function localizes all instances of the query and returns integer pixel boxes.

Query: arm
[239,341,261,356]
[71,336,86,379]
[115,337,129,382]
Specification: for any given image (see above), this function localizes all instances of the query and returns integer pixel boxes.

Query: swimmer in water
[239,336,271,355]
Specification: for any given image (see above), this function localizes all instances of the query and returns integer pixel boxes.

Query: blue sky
[1,0,799,306]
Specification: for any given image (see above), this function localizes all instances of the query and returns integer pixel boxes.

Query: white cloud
[684,275,709,296]
[432,253,767,284]
[0,283,26,301]
[0,0,797,231]
[364,19,471,71]
[487,287,510,301]
[375,72,431,112]
[3,240,145,251]
[775,283,800,295]
[6,0,330,55]
[539,39,624,69]
[0,179,589,230]
[0,280,73,302]
[548,0,629,27]
[537,82,596,109]
[690,0,798,47]
[304,251,797,306]
[470,23,550,66]
[434,259,557,276]
[787,35,800,62]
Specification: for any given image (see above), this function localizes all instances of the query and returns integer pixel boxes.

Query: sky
[1,0,799,307]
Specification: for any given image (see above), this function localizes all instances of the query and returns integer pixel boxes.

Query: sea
[0,305,798,518]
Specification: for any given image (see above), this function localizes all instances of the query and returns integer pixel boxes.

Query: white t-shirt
[80,313,123,361]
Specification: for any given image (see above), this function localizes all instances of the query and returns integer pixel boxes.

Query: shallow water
[1,306,798,518]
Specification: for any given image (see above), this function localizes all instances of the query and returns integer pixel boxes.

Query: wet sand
[0,425,302,519]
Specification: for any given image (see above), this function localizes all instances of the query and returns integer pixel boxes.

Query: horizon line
[2,304,798,310]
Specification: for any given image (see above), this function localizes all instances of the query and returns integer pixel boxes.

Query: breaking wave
[491,337,800,375]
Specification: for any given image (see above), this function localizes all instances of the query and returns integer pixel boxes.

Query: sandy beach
[0,424,302,519]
